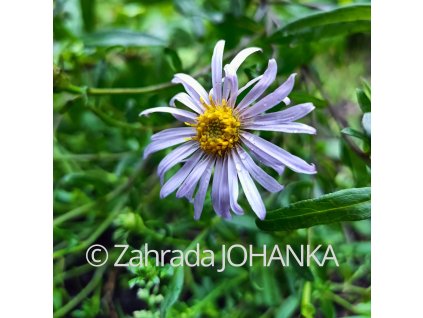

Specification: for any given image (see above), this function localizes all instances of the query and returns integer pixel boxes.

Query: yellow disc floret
[189,97,241,156]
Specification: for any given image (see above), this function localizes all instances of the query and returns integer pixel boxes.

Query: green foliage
[53,0,371,317]
[269,4,370,44]
[256,188,370,231]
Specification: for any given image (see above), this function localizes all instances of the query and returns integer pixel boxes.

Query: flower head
[140,40,316,220]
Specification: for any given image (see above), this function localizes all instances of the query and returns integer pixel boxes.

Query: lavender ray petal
[144,137,191,159]
[228,47,262,72]
[246,103,315,124]
[157,141,199,184]
[170,92,204,114]
[211,40,225,104]
[176,156,212,199]
[248,146,286,175]
[227,152,244,215]
[242,122,316,135]
[172,73,209,104]
[211,157,225,217]
[236,59,277,112]
[152,127,197,141]
[240,73,296,118]
[231,151,266,220]
[140,107,197,123]
[223,65,239,108]
[236,146,284,193]
[160,150,203,198]
[219,156,232,219]
[241,131,316,174]
[194,158,215,220]
[237,75,263,96]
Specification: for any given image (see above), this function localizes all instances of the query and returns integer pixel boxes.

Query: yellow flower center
[190,98,241,156]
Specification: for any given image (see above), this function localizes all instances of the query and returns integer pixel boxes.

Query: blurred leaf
[341,128,368,142]
[301,281,315,318]
[256,188,371,231]
[83,29,166,47]
[254,266,281,306]
[362,113,371,136]
[356,88,371,113]
[164,48,183,72]
[269,4,371,44]
[79,0,96,32]
[362,79,371,99]
[275,295,299,318]
[290,91,328,108]
[160,266,184,318]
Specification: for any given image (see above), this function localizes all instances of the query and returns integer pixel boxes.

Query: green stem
[53,266,106,317]
[53,197,127,259]
[53,158,145,227]
[54,263,94,284]
[329,292,365,315]
[53,201,96,227]
[54,151,133,162]
[188,271,248,315]
[85,103,148,130]
[87,82,174,95]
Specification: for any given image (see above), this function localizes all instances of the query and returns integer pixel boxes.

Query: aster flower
[140,40,316,220]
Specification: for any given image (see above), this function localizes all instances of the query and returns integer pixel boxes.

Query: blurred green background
[53,0,371,317]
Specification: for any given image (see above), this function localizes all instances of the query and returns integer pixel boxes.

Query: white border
[372,0,423,316]
[1,0,423,316]
[0,1,52,316]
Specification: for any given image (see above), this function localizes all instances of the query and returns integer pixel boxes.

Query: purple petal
[243,122,316,134]
[157,141,199,184]
[176,155,212,199]
[140,107,197,122]
[227,153,244,215]
[211,157,231,218]
[219,157,232,219]
[241,131,316,174]
[231,151,266,220]
[152,127,196,141]
[228,47,262,72]
[194,158,215,220]
[172,73,209,104]
[144,137,190,159]
[247,103,315,124]
[236,59,277,112]
[170,92,204,114]
[160,151,203,198]
[237,75,263,96]
[211,40,225,104]
[240,73,296,119]
[223,65,239,107]
[236,146,284,193]
[248,146,286,175]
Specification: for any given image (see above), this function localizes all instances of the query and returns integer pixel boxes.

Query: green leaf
[269,4,371,44]
[83,29,166,47]
[290,91,328,108]
[79,0,96,32]
[356,88,371,113]
[341,128,368,141]
[160,266,184,318]
[256,188,371,231]
[275,296,299,318]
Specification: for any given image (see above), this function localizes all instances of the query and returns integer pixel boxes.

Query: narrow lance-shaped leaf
[269,4,371,44]
[256,187,370,231]
[160,266,184,318]
[83,29,166,47]
[356,88,371,113]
